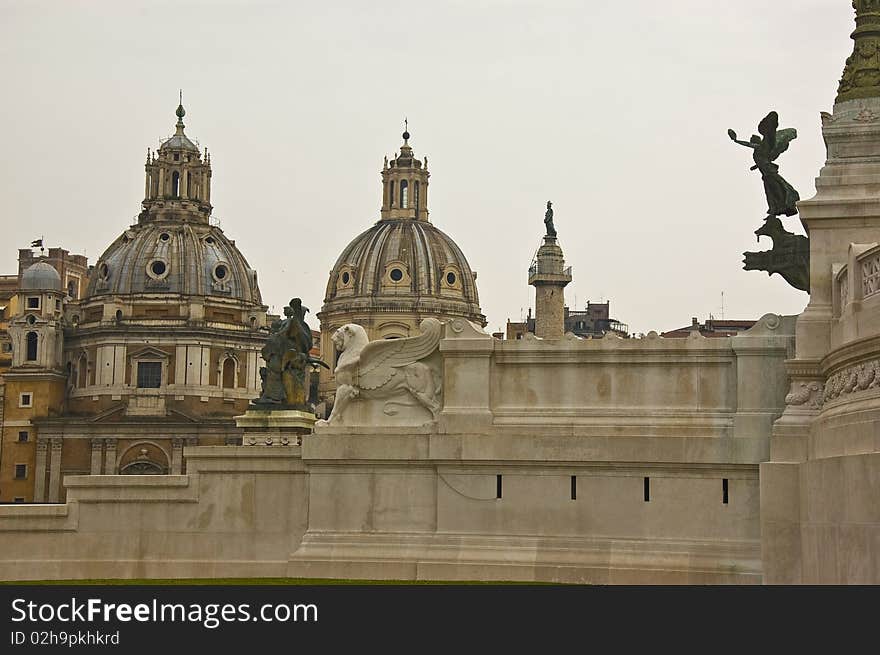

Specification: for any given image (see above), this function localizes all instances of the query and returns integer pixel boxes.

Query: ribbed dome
[323,218,483,322]
[20,261,62,291]
[85,221,262,304]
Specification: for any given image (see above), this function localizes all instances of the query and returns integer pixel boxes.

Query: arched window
[171,171,180,198]
[389,181,395,207]
[78,355,88,388]
[186,172,192,198]
[222,357,236,389]
[414,181,420,209]
[26,332,38,361]
[400,180,409,208]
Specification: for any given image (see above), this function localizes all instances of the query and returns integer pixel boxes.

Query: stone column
[33,440,48,502]
[48,439,63,503]
[103,439,117,474]
[90,439,104,475]
[171,438,183,474]
[528,235,572,339]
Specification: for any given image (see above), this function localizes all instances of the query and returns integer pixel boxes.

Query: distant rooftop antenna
[721,291,725,320]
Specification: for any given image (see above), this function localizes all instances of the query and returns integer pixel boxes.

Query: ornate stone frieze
[824,359,880,402]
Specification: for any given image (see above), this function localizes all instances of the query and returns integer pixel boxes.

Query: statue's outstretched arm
[728,129,756,149]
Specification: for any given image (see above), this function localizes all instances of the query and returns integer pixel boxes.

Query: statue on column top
[544,201,557,237]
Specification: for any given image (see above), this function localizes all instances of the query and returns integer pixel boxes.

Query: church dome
[84,221,262,304]
[320,127,484,327]
[20,261,62,291]
[324,219,481,315]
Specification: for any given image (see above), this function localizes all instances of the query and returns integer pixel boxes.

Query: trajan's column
[528,201,572,339]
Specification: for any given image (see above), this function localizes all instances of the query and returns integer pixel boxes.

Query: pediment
[129,346,170,361]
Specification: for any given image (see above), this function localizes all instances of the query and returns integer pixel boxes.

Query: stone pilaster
[33,440,48,502]
[103,439,117,475]
[90,439,104,475]
[47,439,62,502]
[171,438,184,474]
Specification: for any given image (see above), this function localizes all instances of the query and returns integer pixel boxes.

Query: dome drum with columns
[318,127,485,394]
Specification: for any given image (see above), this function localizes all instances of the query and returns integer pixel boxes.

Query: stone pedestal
[234,408,317,446]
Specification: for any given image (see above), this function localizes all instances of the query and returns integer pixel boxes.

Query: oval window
[446,271,456,286]
[214,264,228,280]
[150,260,167,276]
[341,271,350,285]
[159,232,170,242]
[390,268,403,282]
[205,237,215,245]
[26,314,36,325]
[100,263,110,279]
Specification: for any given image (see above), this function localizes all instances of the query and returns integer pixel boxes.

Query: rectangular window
[722,478,729,505]
[13,497,25,503]
[19,393,32,408]
[136,361,162,388]
[17,431,28,443]
[571,475,577,500]
[14,464,27,480]
[644,476,650,502]
[496,474,503,499]
[26,297,40,309]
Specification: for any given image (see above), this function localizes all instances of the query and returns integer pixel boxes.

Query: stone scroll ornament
[253,297,328,410]
[316,318,442,426]
[728,111,810,292]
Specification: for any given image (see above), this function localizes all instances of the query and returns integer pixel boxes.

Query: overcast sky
[0,1,854,334]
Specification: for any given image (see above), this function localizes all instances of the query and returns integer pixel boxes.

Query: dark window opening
[18,431,28,443]
[171,171,180,197]
[446,271,456,286]
[150,260,166,277]
[341,271,350,285]
[222,358,235,389]
[26,331,38,361]
[414,180,420,209]
[214,264,227,280]
[496,474,503,499]
[571,475,577,500]
[160,232,170,241]
[20,393,32,407]
[115,309,123,322]
[136,361,162,388]
[390,268,403,282]
[26,297,39,309]
[722,478,729,504]
[14,464,27,479]
[644,476,650,502]
[13,497,24,503]
[390,181,395,207]
[67,280,77,299]
[400,179,409,208]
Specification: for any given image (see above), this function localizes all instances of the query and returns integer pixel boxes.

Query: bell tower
[140,99,212,224]
[380,122,430,221]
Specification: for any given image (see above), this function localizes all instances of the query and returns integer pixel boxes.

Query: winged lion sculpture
[316,318,443,427]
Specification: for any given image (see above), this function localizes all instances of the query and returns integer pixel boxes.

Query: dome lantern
[141,99,212,224]
[381,121,429,221]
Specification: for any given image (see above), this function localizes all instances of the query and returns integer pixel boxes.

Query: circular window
[100,263,110,279]
[159,232,170,242]
[341,271,350,285]
[390,268,404,282]
[26,314,36,325]
[151,260,166,276]
[214,264,228,280]
[446,271,457,286]
[205,237,215,245]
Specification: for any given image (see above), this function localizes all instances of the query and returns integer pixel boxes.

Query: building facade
[0,104,269,503]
